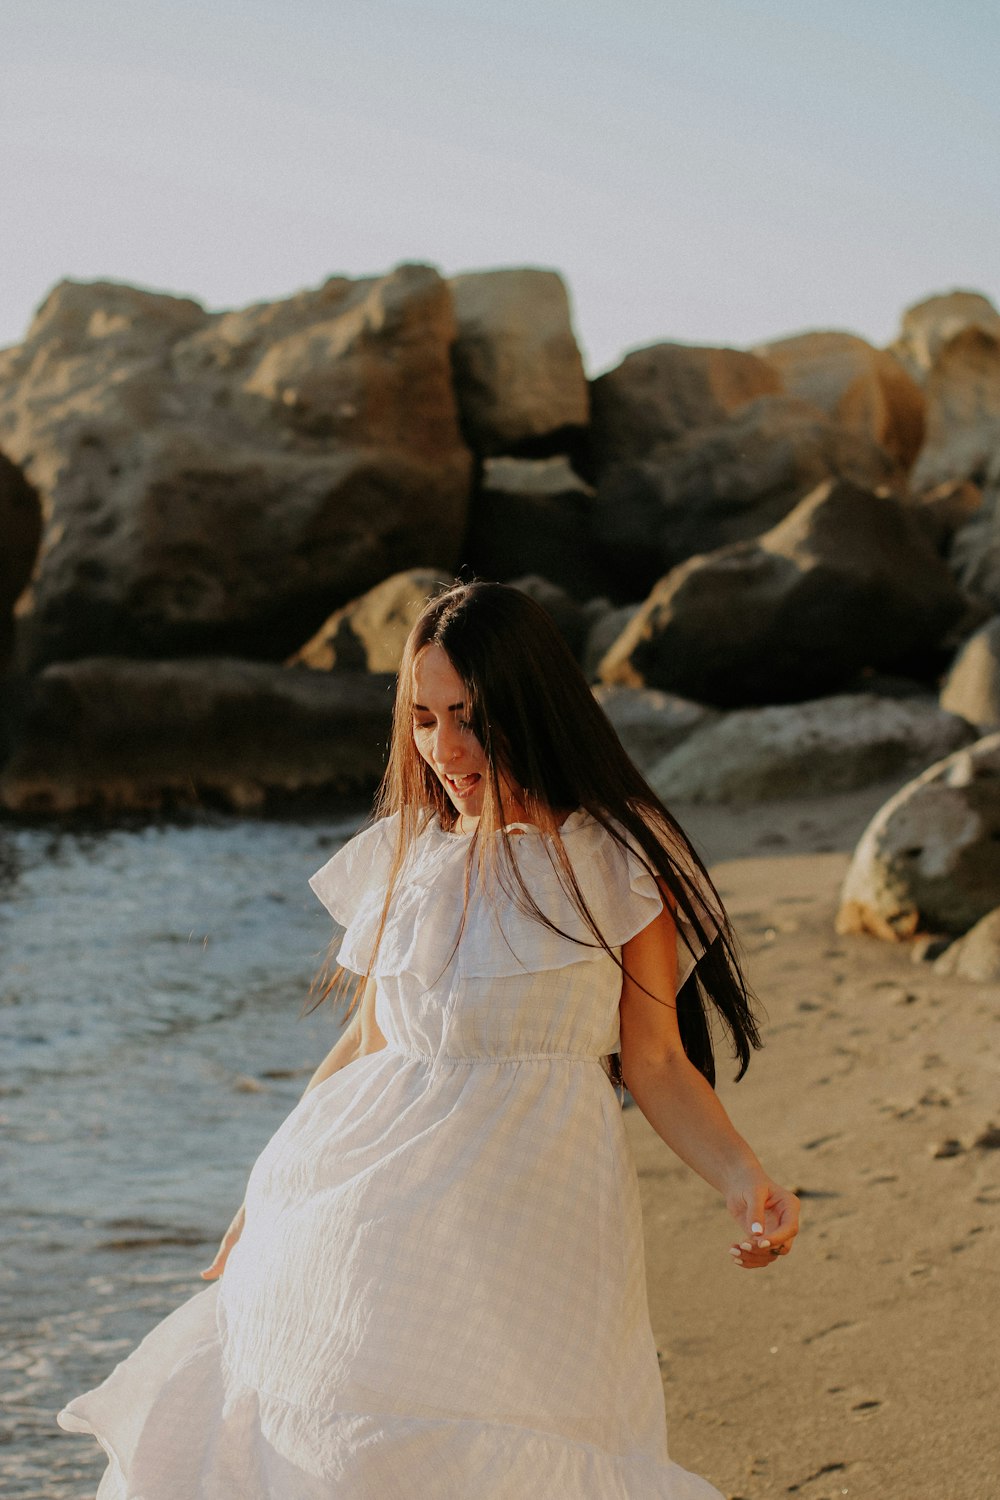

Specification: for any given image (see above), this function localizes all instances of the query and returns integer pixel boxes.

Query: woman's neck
[455,804,573,836]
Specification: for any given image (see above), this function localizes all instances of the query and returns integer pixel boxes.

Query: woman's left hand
[725,1176,800,1270]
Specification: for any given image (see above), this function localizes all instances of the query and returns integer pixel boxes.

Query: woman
[59,579,799,1498]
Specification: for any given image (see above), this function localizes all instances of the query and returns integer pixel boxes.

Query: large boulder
[933,907,1000,981]
[462,456,604,598]
[752,331,925,471]
[0,267,472,669]
[504,575,595,659]
[0,658,395,814]
[0,451,43,669]
[587,342,781,474]
[598,478,965,706]
[891,290,1000,378]
[647,695,974,804]
[836,732,1000,939]
[448,269,588,456]
[589,396,899,596]
[591,684,715,773]
[910,479,983,551]
[289,568,451,672]
[949,477,1000,611]
[909,324,1000,492]
[582,602,641,681]
[939,616,1000,729]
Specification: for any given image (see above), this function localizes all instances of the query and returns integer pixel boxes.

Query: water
[0,811,366,1499]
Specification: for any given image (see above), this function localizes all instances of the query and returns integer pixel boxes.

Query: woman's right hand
[200,1203,246,1281]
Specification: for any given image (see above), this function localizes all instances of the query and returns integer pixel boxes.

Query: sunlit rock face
[448,269,588,457]
[0,267,472,670]
[753,330,926,472]
[288,568,453,674]
[837,733,1000,940]
[890,290,1000,494]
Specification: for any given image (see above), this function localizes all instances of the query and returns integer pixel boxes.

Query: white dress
[58,807,723,1499]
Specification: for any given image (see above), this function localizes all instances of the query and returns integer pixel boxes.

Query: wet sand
[633,787,999,1500]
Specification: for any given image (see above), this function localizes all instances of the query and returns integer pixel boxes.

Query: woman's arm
[619,896,799,1271]
[300,975,387,1098]
[201,976,386,1280]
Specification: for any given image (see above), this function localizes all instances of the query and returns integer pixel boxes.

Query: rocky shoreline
[2,267,1000,967]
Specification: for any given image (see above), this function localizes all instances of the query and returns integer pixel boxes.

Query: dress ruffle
[58,1284,721,1500]
[309,807,716,992]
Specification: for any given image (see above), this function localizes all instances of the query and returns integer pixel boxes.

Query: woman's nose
[434,722,463,765]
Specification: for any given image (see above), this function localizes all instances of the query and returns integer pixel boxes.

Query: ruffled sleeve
[437,811,719,988]
[308,813,399,975]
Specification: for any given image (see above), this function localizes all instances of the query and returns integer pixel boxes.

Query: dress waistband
[386,1046,607,1068]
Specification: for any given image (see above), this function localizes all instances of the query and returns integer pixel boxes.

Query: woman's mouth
[444,772,481,798]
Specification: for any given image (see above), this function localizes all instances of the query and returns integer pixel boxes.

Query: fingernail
[751,1221,763,1234]
[759,1239,771,1248]
[728,1246,741,1257]
[734,1256,744,1266]
[740,1242,752,1251]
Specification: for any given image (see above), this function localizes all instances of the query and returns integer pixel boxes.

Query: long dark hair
[313,579,761,1088]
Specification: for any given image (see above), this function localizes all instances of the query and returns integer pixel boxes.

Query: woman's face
[411,644,496,821]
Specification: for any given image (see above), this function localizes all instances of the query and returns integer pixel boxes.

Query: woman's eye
[413,719,434,731]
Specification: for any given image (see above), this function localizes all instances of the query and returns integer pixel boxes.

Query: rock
[910,479,984,551]
[948,473,1000,610]
[0,451,43,669]
[505,575,591,658]
[940,617,1000,729]
[891,289,1000,378]
[933,907,1000,981]
[646,695,974,804]
[836,732,1000,939]
[598,478,965,706]
[841,668,951,700]
[448,269,588,456]
[462,456,603,598]
[0,267,472,669]
[0,658,395,814]
[910,933,951,965]
[753,331,925,471]
[289,568,452,672]
[930,1138,965,1159]
[591,684,715,773]
[589,396,899,595]
[909,324,1000,492]
[587,342,781,474]
[581,603,641,682]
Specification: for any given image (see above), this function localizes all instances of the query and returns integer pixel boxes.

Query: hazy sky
[4,0,998,373]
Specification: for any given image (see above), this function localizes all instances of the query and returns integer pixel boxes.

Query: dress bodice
[309,809,712,1065]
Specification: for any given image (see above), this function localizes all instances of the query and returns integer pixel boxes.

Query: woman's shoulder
[499,807,668,949]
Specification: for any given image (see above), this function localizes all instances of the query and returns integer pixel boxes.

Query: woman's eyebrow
[412,702,466,713]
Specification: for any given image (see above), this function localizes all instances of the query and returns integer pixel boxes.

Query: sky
[3,0,999,374]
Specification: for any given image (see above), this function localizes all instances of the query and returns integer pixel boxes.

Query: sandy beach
[633,786,1000,1500]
